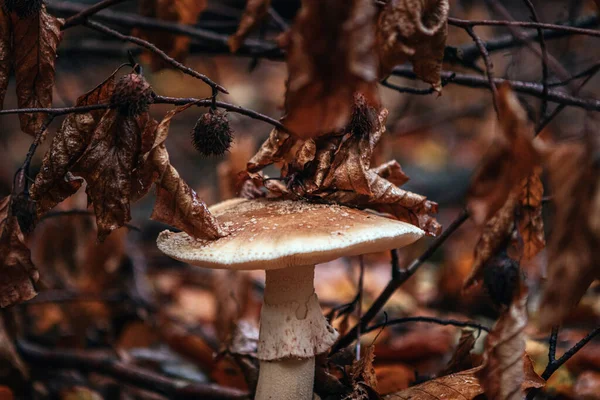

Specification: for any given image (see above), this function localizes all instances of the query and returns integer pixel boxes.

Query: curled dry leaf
[11,5,63,135]
[0,7,10,110]
[282,0,379,139]
[440,328,478,376]
[478,282,544,399]
[148,103,226,240]
[134,0,207,70]
[517,167,545,260]
[467,83,539,226]
[376,0,449,91]
[228,0,272,53]
[0,196,39,307]
[344,346,379,400]
[539,141,600,330]
[246,95,440,235]
[31,73,117,215]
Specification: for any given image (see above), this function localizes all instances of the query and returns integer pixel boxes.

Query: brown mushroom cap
[157,198,424,270]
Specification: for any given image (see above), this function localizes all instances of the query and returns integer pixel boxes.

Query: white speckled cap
[157,198,424,270]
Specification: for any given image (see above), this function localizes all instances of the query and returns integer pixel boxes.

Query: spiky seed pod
[349,93,378,137]
[2,0,44,18]
[191,110,233,156]
[110,73,154,116]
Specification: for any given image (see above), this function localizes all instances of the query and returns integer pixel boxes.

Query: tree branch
[62,0,131,29]
[363,316,490,335]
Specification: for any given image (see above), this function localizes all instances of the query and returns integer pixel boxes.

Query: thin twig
[355,256,365,361]
[548,326,559,364]
[332,209,471,353]
[22,116,55,178]
[63,0,130,29]
[381,73,455,94]
[39,209,141,231]
[84,20,228,94]
[448,16,600,37]
[17,340,249,400]
[0,103,110,116]
[465,27,499,117]
[522,0,549,126]
[363,316,490,335]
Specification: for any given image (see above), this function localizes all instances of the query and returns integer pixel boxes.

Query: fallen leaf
[134,0,207,71]
[11,5,63,135]
[384,367,484,399]
[0,196,39,307]
[282,0,379,139]
[441,328,478,376]
[376,0,449,91]
[0,7,11,110]
[31,73,117,215]
[478,282,544,399]
[539,141,600,329]
[374,364,413,395]
[228,0,272,53]
[517,167,545,260]
[345,346,380,400]
[467,83,539,226]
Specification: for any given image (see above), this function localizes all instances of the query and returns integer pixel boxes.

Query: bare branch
[62,0,131,29]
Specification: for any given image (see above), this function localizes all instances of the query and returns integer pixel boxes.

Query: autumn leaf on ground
[228,0,272,53]
[11,5,63,135]
[134,0,207,71]
[440,328,478,376]
[517,167,545,260]
[31,72,117,215]
[538,140,600,330]
[281,0,379,139]
[384,367,484,399]
[0,196,39,307]
[467,83,539,226]
[376,0,449,91]
[344,346,380,400]
[0,7,11,110]
[478,281,544,399]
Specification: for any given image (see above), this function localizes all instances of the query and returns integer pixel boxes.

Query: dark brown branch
[548,326,559,364]
[448,16,600,37]
[17,340,249,400]
[38,209,141,231]
[363,316,490,335]
[332,209,471,353]
[62,0,130,29]
[0,103,110,116]
[153,95,286,131]
[465,27,499,117]
[84,20,228,94]
[391,66,600,111]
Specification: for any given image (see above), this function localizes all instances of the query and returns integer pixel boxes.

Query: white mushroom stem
[255,264,338,400]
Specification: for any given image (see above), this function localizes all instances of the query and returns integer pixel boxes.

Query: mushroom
[157,198,424,400]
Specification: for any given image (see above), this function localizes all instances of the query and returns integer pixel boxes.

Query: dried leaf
[464,191,518,288]
[539,141,600,330]
[282,0,379,139]
[478,283,544,399]
[247,128,299,173]
[11,5,63,135]
[370,160,410,187]
[384,367,484,399]
[0,196,39,307]
[228,0,272,53]
[134,0,207,71]
[467,84,539,226]
[345,346,380,400]
[517,168,545,260]
[0,7,11,110]
[376,0,449,91]
[31,73,117,215]
[70,110,140,241]
[441,328,478,376]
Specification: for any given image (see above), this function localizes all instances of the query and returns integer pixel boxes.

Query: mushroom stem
[255,264,337,400]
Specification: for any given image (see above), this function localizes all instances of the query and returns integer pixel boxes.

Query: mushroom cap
[157,198,424,270]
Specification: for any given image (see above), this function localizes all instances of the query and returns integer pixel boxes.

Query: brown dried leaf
[441,328,478,376]
[282,0,379,139]
[467,84,539,226]
[0,7,11,110]
[370,160,410,187]
[0,196,39,307]
[11,5,63,135]
[478,283,544,399]
[228,0,272,53]
[517,168,545,260]
[539,141,600,330]
[345,346,380,400]
[134,0,207,71]
[247,127,299,173]
[70,110,140,241]
[376,0,449,91]
[31,73,117,215]
[464,191,518,288]
[384,367,484,399]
